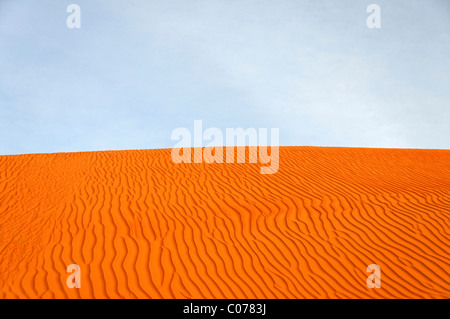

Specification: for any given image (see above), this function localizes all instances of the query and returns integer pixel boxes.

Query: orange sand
[0,147,449,298]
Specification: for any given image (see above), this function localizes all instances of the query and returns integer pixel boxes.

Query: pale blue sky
[1,0,449,155]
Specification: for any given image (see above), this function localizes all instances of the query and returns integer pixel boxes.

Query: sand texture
[0,147,449,298]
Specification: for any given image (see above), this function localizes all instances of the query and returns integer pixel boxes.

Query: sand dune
[0,147,449,298]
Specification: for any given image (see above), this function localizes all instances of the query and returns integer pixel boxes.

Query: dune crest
[0,147,449,298]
